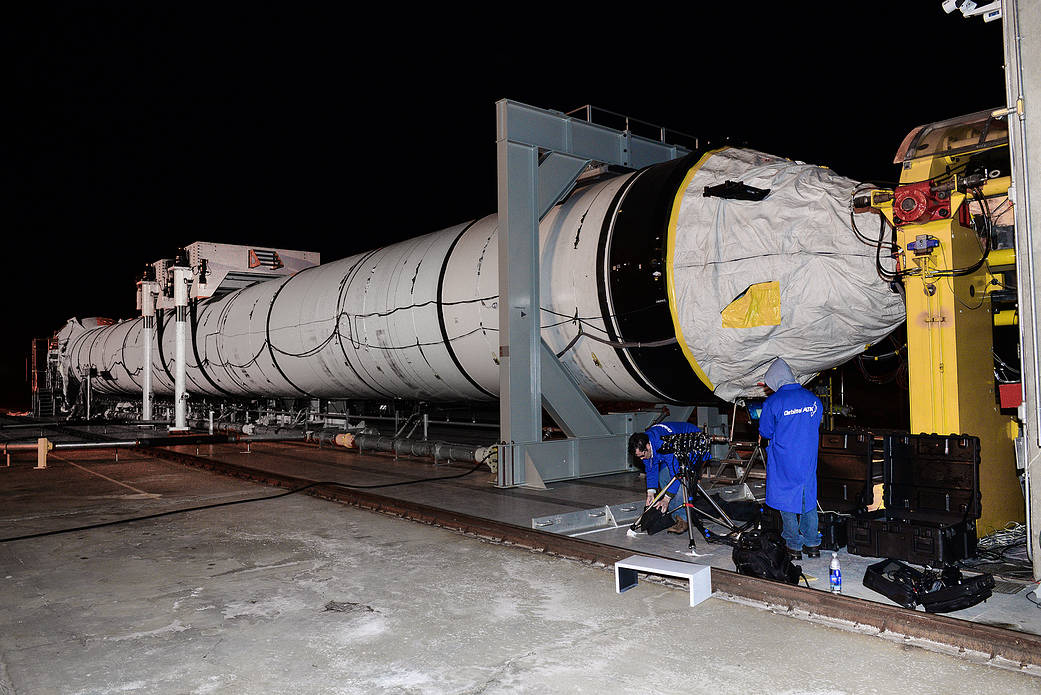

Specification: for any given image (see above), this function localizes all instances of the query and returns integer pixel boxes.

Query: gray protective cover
[671,148,905,401]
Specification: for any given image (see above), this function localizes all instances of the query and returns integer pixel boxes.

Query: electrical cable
[928,186,993,279]
[555,323,678,357]
[993,350,1021,376]
[874,215,900,283]
[848,160,1005,284]
[0,450,493,544]
[848,189,910,285]
[958,522,1034,581]
[854,336,907,386]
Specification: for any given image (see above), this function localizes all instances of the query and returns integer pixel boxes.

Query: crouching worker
[628,421,706,535]
[758,358,824,561]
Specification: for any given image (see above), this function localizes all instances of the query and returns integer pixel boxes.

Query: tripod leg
[697,482,738,529]
[680,479,698,549]
[680,477,718,547]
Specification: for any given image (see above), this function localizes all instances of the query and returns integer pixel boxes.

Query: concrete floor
[154,436,1041,635]
[1,445,1040,693]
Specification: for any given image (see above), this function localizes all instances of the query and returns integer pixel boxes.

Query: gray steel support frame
[495,99,688,487]
[1002,0,1041,579]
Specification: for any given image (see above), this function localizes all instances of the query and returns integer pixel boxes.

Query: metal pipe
[330,432,490,464]
[334,413,499,429]
[2,430,313,457]
[52,440,142,450]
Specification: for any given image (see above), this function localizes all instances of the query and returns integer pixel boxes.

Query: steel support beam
[1002,0,1041,579]
[495,99,688,487]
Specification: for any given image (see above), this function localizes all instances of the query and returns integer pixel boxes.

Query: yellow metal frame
[876,146,1024,533]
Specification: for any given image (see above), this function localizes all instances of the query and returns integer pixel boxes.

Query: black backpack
[732,527,807,586]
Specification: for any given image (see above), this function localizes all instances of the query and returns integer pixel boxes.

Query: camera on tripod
[656,432,712,461]
[630,430,754,550]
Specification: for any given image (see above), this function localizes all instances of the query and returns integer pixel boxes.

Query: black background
[9,4,1008,413]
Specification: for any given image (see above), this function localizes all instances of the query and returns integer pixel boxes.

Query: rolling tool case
[815,430,875,550]
[845,434,981,565]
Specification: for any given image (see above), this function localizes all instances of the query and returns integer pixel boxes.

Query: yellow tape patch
[721,281,781,328]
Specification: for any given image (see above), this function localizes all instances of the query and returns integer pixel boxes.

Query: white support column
[170,256,193,432]
[137,270,159,422]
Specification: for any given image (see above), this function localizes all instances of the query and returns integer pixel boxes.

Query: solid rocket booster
[57,147,905,404]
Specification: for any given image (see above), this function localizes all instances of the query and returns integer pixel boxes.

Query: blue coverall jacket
[758,383,824,513]
[643,421,706,496]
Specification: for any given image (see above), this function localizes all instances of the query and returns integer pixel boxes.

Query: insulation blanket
[671,148,905,401]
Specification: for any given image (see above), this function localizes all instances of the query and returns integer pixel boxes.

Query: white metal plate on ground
[532,501,644,535]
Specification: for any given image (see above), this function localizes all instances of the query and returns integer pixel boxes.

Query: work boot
[667,518,689,534]
[787,547,803,561]
[803,545,821,558]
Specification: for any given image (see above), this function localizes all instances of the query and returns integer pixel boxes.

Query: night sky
[9,5,1008,410]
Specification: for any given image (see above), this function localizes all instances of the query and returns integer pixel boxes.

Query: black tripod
[632,432,761,550]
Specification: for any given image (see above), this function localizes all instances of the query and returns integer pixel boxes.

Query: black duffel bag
[632,506,677,535]
[733,527,806,586]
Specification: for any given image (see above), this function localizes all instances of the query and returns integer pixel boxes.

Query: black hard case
[846,513,977,565]
[882,433,981,524]
[817,430,875,514]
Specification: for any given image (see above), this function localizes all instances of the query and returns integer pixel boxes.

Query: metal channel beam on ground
[1002,0,1041,579]
[495,99,689,488]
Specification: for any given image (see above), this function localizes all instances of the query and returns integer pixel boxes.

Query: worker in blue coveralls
[757,358,824,561]
[628,421,708,535]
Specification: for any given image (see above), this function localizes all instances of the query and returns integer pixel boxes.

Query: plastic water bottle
[829,552,842,594]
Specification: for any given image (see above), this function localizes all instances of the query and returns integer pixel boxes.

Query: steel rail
[141,444,1041,670]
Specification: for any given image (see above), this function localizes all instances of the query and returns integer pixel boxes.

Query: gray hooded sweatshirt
[763,358,797,392]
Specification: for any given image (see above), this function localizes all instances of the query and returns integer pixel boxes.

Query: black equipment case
[845,434,981,566]
[815,430,875,550]
[846,513,977,565]
[883,433,981,522]
[817,430,875,513]
[863,558,995,613]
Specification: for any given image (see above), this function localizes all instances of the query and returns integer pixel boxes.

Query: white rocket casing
[57,148,905,405]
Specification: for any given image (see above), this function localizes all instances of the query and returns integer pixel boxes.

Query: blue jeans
[780,492,819,550]
[659,467,685,522]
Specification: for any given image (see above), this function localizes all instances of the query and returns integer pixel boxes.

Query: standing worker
[758,358,824,560]
[628,421,707,535]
